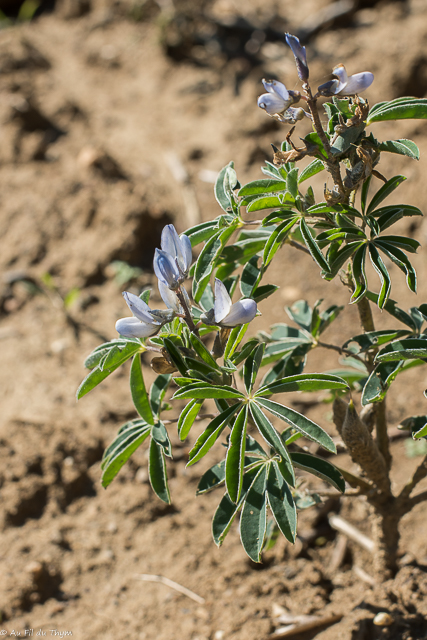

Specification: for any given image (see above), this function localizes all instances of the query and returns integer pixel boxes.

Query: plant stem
[176,286,199,336]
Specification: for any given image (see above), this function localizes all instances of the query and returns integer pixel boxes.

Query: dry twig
[134,573,205,604]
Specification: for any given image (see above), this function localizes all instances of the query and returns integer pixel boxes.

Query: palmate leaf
[374,240,417,293]
[173,382,245,401]
[324,241,364,281]
[261,335,311,367]
[290,452,345,493]
[240,464,268,562]
[149,438,171,504]
[77,340,142,399]
[365,291,418,330]
[266,462,296,543]
[300,218,330,272]
[101,419,151,488]
[224,324,251,360]
[255,397,336,453]
[225,405,249,503]
[351,244,367,303]
[244,343,265,394]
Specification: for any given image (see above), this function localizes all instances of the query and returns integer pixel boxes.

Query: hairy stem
[176,287,199,336]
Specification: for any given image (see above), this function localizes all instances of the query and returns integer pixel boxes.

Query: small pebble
[373,612,393,626]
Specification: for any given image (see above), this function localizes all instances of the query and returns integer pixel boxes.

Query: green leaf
[368,244,391,309]
[193,223,238,303]
[255,398,336,453]
[149,438,171,504]
[331,123,365,156]
[189,333,219,369]
[263,216,299,266]
[173,382,245,400]
[249,402,295,486]
[343,329,411,353]
[215,162,235,212]
[84,339,130,369]
[246,195,295,212]
[367,98,427,124]
[366,175,406,215]
[77,341,142,399]
[261,338,311,367]
[286,168,299,199]
[378,139,419,160]
[256,373,348,397]
[375,241,417,293]
[361,176,371,215]
[376,235,420,254]
[197,460,226,494]
[187,403,242,466]
[253,284,279,303]
[224,324,249,360]
[101,420,151,488]
[298,159,325,184]
[149,374,172,415]
[185,220,219,247]
[351,245,367,303]
[361,361,404,405]
[365,291,417,330]
[300,219,330,272]
[240,256,262,297]
[238,179,287,197]
[266,462,296,543]
[226,405,249,503]
[151,420,172,457]
[177,398,204,440]
[212,466,260,546]
[130,354,155,425]
[375,338,427,362]
[240,464,268,562]
[244,343,265,394]
[290,452,345,492]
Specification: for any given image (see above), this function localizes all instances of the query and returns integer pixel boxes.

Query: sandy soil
[1,0,427,638]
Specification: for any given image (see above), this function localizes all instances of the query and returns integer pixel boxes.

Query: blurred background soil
[1,0,427,638]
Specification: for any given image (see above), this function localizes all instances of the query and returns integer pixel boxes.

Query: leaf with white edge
[149,438,171,504]
[375,338,427,362]
[187,403,242,466]
[249,402,295,486]
[263,216,300,266]
[151,420,172,457]
[300,218,330,272]
[197,460,226,494]
[367,175,406,215]
[343,329,411,353]
[244,343,265,394]
[226,405,249,503]
[255,397,336,453]
[298,159,324,184]
[378,139,419,160]
[77,341,142,399]
[256,373,349,397]
[286,168,299,199]
[224,324,250,360]
[365,291,417,330]
[130,354,155,425]
[374,241,417,293]
[267,462,296,543]
[173,382,245,400]
[324,241,364,281]
[189,333,219,369]
[212,466,261,546]
[290,452,345,492]
[84,339,132,369]
[231,338,259,366]
[240,464,268,562]
[246,194,295,212]
[177,398,204,441]
[367,98,427,124]
[361,361,404,405]
[351,244,367,304]
[368,244,391,309]
[101,420,151,488]
[238,179,287,197]
[185,220,219,247]
[149,374,172,415]
[193,223,238,303]
[240,256,262,297]
[215,162,235,212]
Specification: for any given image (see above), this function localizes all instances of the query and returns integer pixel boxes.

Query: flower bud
[285,33,309,82]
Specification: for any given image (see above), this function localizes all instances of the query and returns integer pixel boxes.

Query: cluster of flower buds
[258,33,373,122]
[116,225,258,340]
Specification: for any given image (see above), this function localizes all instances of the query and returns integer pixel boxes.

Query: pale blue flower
[201,279,257,328]
[153,225,192,290]
[116,291,174,339]
[285,33,309,82]
[318,64,374,96]
[258,79,293,117]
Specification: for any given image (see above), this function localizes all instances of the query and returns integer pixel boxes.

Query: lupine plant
[78,34,427,581]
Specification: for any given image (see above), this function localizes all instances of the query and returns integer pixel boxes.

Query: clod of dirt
[2,559,63,619]
[77,146,128,181]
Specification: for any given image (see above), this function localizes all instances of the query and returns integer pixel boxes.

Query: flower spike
[285,33,309,82]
